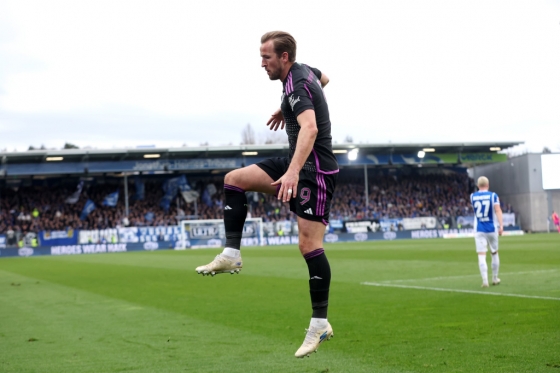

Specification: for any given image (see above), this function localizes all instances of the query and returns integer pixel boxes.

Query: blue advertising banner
[38,230,79,246]
[266,228,478,246]
[456,216,475,228]
[0,242,174,258]
[117,226,182,243]
[0,234,5,249]
[343,217,439,233]
[6,159,241,176]
[457,214,516,228]
[1,228,523,258]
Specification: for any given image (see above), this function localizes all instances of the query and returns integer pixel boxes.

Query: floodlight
[348,149,358,161]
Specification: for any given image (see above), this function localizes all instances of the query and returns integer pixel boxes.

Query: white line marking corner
[361,282,560,301]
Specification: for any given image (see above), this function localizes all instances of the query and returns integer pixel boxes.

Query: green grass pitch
[0,234,559,373]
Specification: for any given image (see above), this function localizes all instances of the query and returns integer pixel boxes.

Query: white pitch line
[383,269,559,284]
[361,282,560,301]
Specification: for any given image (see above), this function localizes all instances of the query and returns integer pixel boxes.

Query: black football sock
[304,248,331,319]
[223,184,247,250]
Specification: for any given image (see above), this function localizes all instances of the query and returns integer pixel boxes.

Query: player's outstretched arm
[494,204,504,236]
[267,108,285,131]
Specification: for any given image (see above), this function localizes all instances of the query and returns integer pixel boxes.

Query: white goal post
[178,218,264,249]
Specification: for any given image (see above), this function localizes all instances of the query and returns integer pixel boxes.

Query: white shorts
[475,232,499,253]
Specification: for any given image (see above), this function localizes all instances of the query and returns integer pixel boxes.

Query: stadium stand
[0,171,515,238]
[0,143,522,247]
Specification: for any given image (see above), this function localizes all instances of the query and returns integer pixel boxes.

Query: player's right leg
[478,252,489,287]
[475,233,489,287]
[195,164,279,276]
[487,232,500,285]
[292,170,337,358]
[294,217,334,358]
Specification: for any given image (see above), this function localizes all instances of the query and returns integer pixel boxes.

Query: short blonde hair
[477,176,489,187]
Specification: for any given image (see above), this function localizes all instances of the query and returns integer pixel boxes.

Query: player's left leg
[294,217,333,358]
[490,251,500,285]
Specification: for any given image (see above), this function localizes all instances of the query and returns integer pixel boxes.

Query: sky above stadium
[0,0,559,154]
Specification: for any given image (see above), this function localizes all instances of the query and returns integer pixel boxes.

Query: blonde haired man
[470,176,503,287]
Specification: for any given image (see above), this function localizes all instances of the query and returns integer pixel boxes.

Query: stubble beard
[268,68,281,81]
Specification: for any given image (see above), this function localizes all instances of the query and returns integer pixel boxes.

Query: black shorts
[256,157,338,225]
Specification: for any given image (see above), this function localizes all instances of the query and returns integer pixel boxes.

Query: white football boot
[492,277,501,286]
[195,254,242,276]
[294,322,334,358]
[481,282,489,288]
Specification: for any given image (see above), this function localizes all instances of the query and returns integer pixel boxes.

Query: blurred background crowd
[0,172,515,239]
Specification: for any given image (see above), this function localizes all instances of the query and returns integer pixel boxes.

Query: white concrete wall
[473,154,558,232]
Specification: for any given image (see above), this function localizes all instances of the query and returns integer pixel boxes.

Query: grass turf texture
[0,235,559,373]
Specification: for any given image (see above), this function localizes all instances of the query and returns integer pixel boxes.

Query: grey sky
[1,0,559,153]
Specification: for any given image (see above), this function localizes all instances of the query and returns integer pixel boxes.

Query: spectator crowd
[0,173,515,239]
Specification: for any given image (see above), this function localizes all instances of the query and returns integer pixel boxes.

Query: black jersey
[280,63,338,174]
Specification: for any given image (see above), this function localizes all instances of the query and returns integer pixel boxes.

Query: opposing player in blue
[470,176,503,287]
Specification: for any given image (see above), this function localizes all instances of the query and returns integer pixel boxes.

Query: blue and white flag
[134,177,145,201]
[201,188,213,207]
[178,174,199,203]
[160,175,191,211]
[201,183,216,207]
[102,191,119,207]
[162,175,189,194]
[80,199,96,220]
[181,190,199,203]
[145,211,154,222]
[178,175,191,192]
[160,194,173,211]
[65,181,84,204]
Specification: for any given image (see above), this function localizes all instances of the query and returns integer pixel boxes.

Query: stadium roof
[1,141,522,163]
[0,141,523,177]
